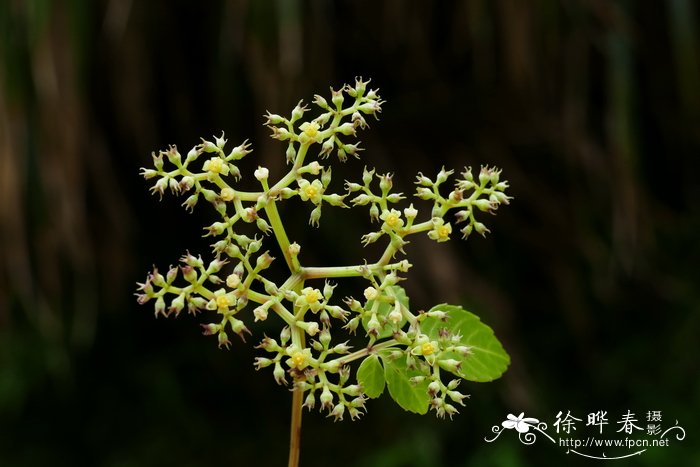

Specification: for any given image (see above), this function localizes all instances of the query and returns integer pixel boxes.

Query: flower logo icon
[502,413,540,433]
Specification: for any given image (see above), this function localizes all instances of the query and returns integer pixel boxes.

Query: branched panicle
[136,77,511,421]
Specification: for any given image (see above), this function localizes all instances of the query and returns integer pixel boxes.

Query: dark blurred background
[1,1,699,466]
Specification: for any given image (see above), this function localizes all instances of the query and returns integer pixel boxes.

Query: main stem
[260,144,310,467]
[288,379,304,467]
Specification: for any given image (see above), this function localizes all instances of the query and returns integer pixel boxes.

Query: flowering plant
[136,78,511,466]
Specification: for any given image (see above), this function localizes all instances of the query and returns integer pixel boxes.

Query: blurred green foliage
[1,1,699,466]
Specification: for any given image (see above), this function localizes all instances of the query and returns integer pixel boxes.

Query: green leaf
[361,285,408,339]
[421,304,510,382]
[357,354,385,398]
[380,352,430,414]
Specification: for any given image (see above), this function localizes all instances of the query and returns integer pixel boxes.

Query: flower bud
[473,222,490,237]
[256,252,274,270]
[291,100,308,122]
[369,203,379,222]
[256,218,271,234]
[336,122,356,136]
[218,331,231,349]
[248,239,263,254]
[415,187,434,200]
[319,139,334,158]
[366,314,381,336]
[473,199,495,213]
[331,87,344,108]
[343,316,360,334]
[329,404,345,421]
[332,342,351,354]
[265,111,285,125]
[273,362,287,385]
[362,166,374,186]
[309,206,322,227]
[379,174,393,193]
[319,385,334,410]
[438,359,463,374]
[253,306,268,322]
[254,357,273,369]
[285,143,297,164]
[404,204,418,220]
[351,194,371,206]
[363,287,379,301]
[254,166,269,181]
[313,94,329,109]
[303,391,316,409]
[214,132,227,149]
[428,381,441,396]
[152,152,164,170]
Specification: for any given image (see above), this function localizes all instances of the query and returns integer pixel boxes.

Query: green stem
[264,144,309,273]
[328,340,400,367]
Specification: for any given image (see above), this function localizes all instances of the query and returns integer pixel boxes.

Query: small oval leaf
[422,304,510,382]
[357,354,386,398]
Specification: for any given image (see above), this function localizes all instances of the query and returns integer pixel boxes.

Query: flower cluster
[136,78,510,422]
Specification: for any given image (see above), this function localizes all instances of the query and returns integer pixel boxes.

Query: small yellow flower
[380,209,404,231]
[437,224,451,240]
[216,294,231,309]
[421,342,436,356]
[300,121,319,138]
[285,346,312,370]
[203,157,229,176]
[298,179,324,204]
[220,187,235,202]
[429,219,452,243]
[290,352,307,368]
[209,288,234,310]
[303,287,323,304]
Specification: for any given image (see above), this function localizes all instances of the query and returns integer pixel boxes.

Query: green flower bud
[218,331,231,349]
[319,327,332,347]
[336,122,355,136]
[319,139,334,158]
[473,199,495,213]
[343,316,360,334]
[313,94,329,109]
[256,252,274,270]
[438,358,463,374]
[166,146,181,165]
[254,357,273,369]
[473,222,490,237]
[329,403,345,421]
[291,100,308,122]
[379,174,393,193]
[264,111,285,125]
[286,143,297,163]
[214,132,227,149]
[362,166,374,186]
[303,391,316,409]
[273,362,287,385]
[331,87,344,108]
[154,296,166,317]
[152,152,164,170]
[256,217,272,234]
[309,206,322,227]
[369,203,379,222]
